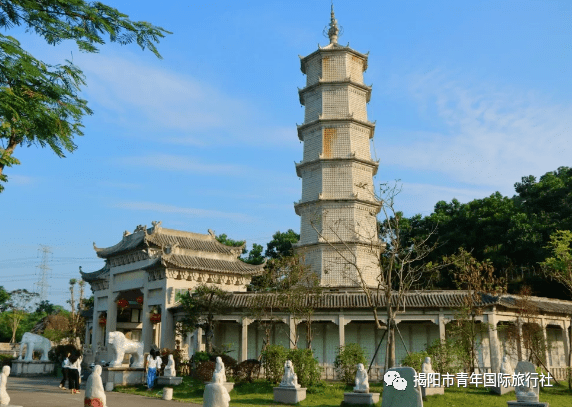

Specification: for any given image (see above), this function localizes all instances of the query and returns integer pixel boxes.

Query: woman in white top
[146,349,162,390]
[67,353,82,394]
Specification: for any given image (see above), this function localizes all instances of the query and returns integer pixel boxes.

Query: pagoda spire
[327,3,339,44]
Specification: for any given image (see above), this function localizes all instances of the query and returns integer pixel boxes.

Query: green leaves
[0,0,170,192]
[540,229,572,295]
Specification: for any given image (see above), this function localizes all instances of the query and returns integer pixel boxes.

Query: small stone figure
[0,366,10,406]
[164,354,176,378]
[354,363,369,393]
[280,360,300,388]
[84,365,107,407]
[212,356,226,383]
[500,355,513,375]
[203,358,230,407]
[421,356,434,374]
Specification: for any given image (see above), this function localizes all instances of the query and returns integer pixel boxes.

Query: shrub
[401,350,429,373]
[233,359,261,383]
[334,343,368,385]
[288,348,321,388]
[261,344,289,384]
[426,338,463,374]
[196,360,216,382]
[193,351,210,363]
[0,354,14,367]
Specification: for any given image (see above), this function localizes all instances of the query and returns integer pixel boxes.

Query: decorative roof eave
[177,291,572,315]
[93,226,149,258]
[299,46,369,75]
[298,79,372,105]
[295,156,380,177]
[297,117,376,141]
[79,262,111,282]
[293,240,386,252]
[159,253,265,276]
[294,196,382,216]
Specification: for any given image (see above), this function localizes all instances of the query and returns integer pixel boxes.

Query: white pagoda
[295,6,382,288]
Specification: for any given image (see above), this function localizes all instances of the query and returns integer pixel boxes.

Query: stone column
[338,315,346,347]
[160,306,175,349]
[542,319,550,368]
[564,320,572,374]
[141,292,154,353]
[487,312,501,372]
[92,296,100,347]
[106,293,118,339]
[438,313,446,342]
[240,318,250,362]
[289,316,297,349]
[196,327,203,352]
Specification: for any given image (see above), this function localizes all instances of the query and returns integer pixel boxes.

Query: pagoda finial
[328,3,339,44]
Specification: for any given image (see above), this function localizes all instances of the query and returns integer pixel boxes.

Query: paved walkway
[7,376,202,407]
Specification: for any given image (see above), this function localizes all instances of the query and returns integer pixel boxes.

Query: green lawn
[114,377,572,407]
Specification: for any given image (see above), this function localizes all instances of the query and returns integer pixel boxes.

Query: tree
[310,182,442,369]
[265,230,300,259]
[34,299,56,315]
[0,286,10,312]
[540,230,572,294]
[0,0,170,192]
[444,248,506,373]
[176,284,231,354]
[6,288,38,343]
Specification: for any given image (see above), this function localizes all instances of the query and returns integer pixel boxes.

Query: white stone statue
[107,331,144,368]
[280,360,300,389]
[203,358,230,407]
[85,365,107,407]
[514,361,539,403]
[164,354,176,378]
[18,332,51,361]
[500,355,513,375]
[0,366,10,406]
[421,356,434,374]
[212,356,226,383]
[354,363,369,393]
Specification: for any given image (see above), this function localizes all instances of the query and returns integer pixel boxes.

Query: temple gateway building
[81,9,572,380]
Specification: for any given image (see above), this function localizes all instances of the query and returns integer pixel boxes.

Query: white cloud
[112,201,255,222]
[80,53,298,148]
[378,69,572,191]
[118,154,249,175]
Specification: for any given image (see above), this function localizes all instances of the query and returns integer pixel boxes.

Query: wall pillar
[92,296,100,347]
[438,313,446,342]
[160,306,175,349]
[240,318,250,362]
[541,319,550,368]
[487,312,501,372]
[289,316,297,349]
[196,327,203,352]
[338,315,345,347]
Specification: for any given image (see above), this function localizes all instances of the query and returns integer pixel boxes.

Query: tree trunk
[386,319,396,369]
[0,136,18,178]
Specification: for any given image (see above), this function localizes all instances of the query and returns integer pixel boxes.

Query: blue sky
[1,0,571,307]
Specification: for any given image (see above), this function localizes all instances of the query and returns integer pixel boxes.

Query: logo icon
[383,370,408,391]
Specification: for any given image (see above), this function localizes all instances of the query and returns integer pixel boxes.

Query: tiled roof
[162,254,264,276]
[93,222,245,258]
[219,291,572,315]
[79,262,110,282]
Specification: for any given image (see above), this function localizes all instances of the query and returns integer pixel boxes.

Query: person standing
[67,352,82,394]
[59,352,70,390]
[146,349,162,390]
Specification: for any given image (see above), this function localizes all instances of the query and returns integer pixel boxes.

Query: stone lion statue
[18,332,51,361]
[107,331,144,368]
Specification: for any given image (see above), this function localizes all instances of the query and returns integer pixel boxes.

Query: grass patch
[113,377,571,407]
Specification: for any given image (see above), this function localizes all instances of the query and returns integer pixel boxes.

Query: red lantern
[98,317,106,326]
[150,313,161,324]
[117,299,129,309]
[136,296,144,305]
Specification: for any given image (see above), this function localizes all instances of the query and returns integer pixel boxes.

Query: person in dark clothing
[67,353,82,394]
[59,353,70,389]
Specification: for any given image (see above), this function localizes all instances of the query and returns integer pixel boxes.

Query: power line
[34,245,52,302]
